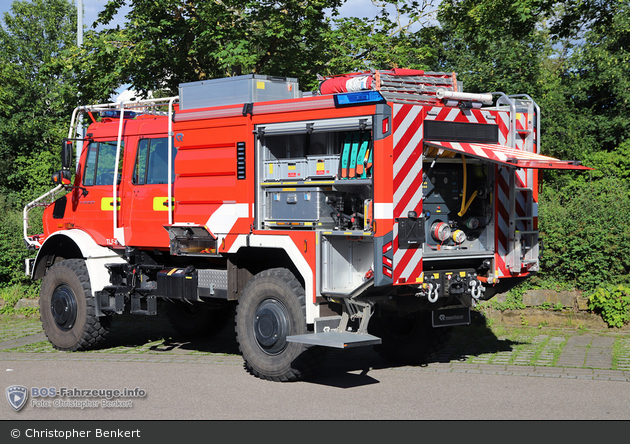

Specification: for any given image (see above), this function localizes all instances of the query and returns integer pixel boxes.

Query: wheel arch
[32,230,126,297]
[32,232,82,280]
[227,234,318,323]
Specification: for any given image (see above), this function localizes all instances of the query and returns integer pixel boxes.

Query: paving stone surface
[1,311,629,382]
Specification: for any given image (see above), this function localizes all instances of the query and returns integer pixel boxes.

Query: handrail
[23,184,64,248]
[489,92,517,148]
[167,96,178,225]
[509,93,540,154]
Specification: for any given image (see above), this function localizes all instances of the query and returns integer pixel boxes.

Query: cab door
[125,137,176,248]
[72,139,124,247]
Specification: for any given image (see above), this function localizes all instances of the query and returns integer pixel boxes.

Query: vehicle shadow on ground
[96,309,523,388]
[100,310,241,355]
[305,312,523,388]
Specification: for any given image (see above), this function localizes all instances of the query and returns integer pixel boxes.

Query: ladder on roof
[374,71,458,105]
[320,70,459,105]
[495,94,541,274]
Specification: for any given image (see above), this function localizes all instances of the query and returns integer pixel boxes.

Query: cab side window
[83,141,124,186]
[133,138,176,185]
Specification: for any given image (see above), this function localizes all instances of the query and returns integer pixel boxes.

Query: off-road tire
[369,308,452,365]
[235,268,323,382]
[166,301,232,338]
[39,259,110,351]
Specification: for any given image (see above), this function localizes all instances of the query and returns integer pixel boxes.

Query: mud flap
[432,306,471,327]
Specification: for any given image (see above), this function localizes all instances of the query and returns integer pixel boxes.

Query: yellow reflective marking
[101,197,120,211]
[153,197,174,211]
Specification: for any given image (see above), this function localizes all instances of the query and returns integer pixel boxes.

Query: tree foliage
[320,1,439,75]
[538,177,630,291]
[433,0,549,96]
[0,0,78,204]
[78,0,346,95]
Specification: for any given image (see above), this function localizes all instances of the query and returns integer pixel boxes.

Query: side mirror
[61,139,73,170]
[52,170,71,185]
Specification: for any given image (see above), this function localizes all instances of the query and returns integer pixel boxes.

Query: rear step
[287,301,382,349]
[286,331,381,348]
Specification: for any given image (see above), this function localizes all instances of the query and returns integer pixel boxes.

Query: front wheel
[39,259,110,351]
[235,268,322,382]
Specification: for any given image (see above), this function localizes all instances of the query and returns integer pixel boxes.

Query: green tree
[320,0,439,75]
[82,0,345,95]
[0,0,79,287]
[562,1,630,152]
[433,0,550,96]
[0,0,78,204]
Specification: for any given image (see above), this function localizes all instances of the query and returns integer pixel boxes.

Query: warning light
[333,91,386,107]
[100,110,137,119]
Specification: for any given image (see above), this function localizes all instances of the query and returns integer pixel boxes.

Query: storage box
[306,155,340,179]
[179,75,301,110]
[264,159,307,181]
[266,187,337,227]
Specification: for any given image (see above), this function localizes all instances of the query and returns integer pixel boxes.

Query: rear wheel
[235,268,323,382]
[369,308,452,364]
[166,301,232,338]
[39,259,110,351]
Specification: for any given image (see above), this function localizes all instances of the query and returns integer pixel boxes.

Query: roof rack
[319,69,459,105]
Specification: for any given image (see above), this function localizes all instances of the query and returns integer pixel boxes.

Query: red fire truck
[23,70,589,381]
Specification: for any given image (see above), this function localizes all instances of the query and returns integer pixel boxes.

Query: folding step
[287,307,381,349]
[286,331,381,348]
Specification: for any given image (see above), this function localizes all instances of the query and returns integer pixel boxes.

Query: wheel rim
[50,284,78,331]
[253,298,290,355]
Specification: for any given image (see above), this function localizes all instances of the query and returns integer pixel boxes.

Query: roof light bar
[100,110,137,119]
[334,91,386,107]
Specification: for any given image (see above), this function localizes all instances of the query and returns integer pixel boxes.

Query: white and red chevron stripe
[392,103,425,284]
[494,168,529,277]
[422,141,590,170]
